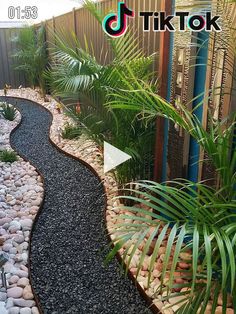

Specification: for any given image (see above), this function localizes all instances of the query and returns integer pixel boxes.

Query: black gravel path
[3,97,151,314]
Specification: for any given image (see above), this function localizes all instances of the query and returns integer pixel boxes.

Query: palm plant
[47,1,156,184]
[12,25,48,94]
[104,1,236,313]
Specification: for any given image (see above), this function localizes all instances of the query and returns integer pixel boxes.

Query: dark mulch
[3,96,151,314]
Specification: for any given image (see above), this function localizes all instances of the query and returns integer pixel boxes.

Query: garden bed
[0,104,42,314]
[0,88,234,314]
[1,90,150,313]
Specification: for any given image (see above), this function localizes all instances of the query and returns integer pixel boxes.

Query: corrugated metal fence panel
[45,19,54,54]
[0,0,161,89]
[45,0,161,66]
[0,28,26,89]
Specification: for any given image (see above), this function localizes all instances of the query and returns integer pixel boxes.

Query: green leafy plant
[46,1,156,185]
[61,123,82,139]
[12,25,48,95]
[106,72,236,311]
[0,102,17,121]
[104,1,236,312]
[0,150,18,162]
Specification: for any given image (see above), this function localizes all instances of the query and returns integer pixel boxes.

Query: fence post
[154,0,173,182]
[52,16,56,43]
[72,8,77,37]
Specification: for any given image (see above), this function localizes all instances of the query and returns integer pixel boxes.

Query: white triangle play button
[104,142,132,174]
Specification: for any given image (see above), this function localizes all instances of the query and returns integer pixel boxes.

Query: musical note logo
[102,2,134,38]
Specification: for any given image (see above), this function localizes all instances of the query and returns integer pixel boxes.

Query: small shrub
[0,150,18,163]
[0,103,17,121]
[61,124,81,139]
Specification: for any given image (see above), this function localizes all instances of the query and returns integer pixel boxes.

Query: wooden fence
[0,28,26,89]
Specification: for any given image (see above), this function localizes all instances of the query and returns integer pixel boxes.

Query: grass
[0,149,18,162]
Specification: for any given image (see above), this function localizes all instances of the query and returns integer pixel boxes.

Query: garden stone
[12,270,28,278]
[3,243,13,252]
[0,217,11,226]
[20,308,32,314]
[6,297,14,308]
[0,211,6,218]
[8,307,20,314]
[0,291,7,301]
[0,229,7,235]
[17,278,29,288]
[7,287,23,298]
[4,173,10,180]
[19,219,32,231]
[0,302,7,314]
[21,253,28,262]
[13,235,25,244]
[9,221,21,231]
[9,248,17,254]
[4,262,15,273]
[14,254,23,262]
[3,222,10,229]
[31,307,39,314]
[13,299,35,307]
[8,276,19,285]
[23,285,33,300]
[20,265,28,272]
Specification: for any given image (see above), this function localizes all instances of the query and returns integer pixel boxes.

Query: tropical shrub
[12,25,48,94]
[105,1,236,312]
[47,1,156,185]
[106,67,236,310]
[0,103,16,121]
[61,123,82,140]
[0,150,18,162]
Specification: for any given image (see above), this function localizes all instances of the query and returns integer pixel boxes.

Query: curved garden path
[1,97,151,314]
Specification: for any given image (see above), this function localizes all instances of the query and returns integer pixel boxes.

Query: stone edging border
[7,95,160,314]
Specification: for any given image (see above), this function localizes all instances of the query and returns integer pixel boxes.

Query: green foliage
[47,2,156,185]
[0,102,17,121]
[43,0,236,312]
[0,150,18,162]
[104,0,236,310]
[108,178,236,313]
[61,123,82,139]
[107,65,236,194]
[12,25,48,93]
[107,62,236,311]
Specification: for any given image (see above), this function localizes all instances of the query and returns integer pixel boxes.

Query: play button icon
[104,142,132,174]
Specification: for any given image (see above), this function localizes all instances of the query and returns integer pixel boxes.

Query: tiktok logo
[102,2,221,37]
[102,2,134,38]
